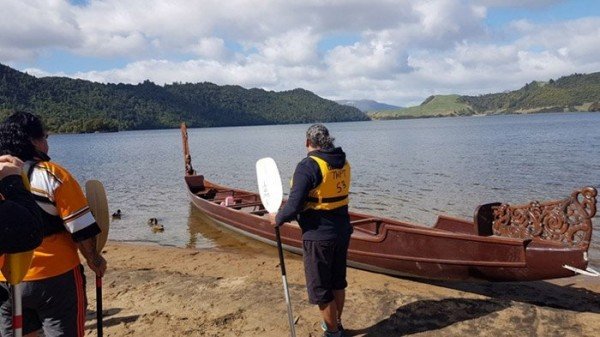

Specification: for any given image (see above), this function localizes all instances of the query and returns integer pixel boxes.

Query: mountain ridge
[371,72,600,119]
[335,99,401,113]
[0,63,369,133]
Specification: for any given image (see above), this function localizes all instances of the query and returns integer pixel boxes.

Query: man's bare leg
[333,289,345,323]
[319,300,339,332]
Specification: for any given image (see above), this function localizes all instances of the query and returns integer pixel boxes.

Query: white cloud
[325,39,409,79]
[258,28,320,65]
[479,0,564,8]
[0,0,598,106]
[69,59,280,89]
[0,0,81,60]
[187,37,229,60]
[20,67,64,78]
[515,17,600,66]
[413,0,488,48]
[81,31,149,58]
[509,19,537,32]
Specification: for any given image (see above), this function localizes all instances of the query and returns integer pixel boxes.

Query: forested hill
[459,72,600,114]
[0,64,368,133]
[371,72,600,119]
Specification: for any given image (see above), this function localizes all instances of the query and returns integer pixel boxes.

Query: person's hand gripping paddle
[256,157,297,337]
[85,180,110,337]
[0,172,35,337]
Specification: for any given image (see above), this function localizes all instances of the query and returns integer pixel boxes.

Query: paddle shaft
[96,276,103,337]
[255,157,292,335]
[85,180,109,337]
[275,227,296,337]
[8,174,33,337]
[11,284,23,337]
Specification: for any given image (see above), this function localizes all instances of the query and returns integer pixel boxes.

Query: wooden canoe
[181,123,597,281]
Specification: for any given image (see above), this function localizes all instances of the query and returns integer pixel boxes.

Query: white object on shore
[563,265,600,277]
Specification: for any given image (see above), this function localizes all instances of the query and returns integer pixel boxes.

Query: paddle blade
[85,180,110,252]
[1,251,33,285]
[256,157,283,214]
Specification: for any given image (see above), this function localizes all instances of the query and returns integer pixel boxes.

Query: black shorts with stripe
[0,265,87,337]
[303,234,351,305]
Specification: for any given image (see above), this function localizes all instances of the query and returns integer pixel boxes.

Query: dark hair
[306,123,335,149]
[0,122,36,161]
[4,111,46,140]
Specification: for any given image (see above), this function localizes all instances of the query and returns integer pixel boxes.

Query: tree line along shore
[1,63,598,133]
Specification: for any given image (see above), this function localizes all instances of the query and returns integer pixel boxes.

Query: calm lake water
[48,112,600,263]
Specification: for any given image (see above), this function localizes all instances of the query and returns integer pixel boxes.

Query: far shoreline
[47,110,600,134]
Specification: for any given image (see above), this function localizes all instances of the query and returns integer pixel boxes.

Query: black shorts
[0,265,87,337]
[303,235,350,305]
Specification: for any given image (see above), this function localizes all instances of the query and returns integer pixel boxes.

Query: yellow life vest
[305,156,351,210]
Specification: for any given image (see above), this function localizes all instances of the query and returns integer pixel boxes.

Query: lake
[48,112,600,263]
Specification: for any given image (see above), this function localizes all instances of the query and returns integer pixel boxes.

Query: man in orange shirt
[0,112,107,337]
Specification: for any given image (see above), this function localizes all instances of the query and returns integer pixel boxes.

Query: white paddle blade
[256,157,283,214]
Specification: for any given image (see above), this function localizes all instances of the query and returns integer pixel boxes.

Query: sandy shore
[83,242,600,337]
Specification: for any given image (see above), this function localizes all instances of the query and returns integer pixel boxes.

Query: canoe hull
[186,182,589,282]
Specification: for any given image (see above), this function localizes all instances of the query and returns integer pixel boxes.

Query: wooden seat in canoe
[351,218,382,235]
[225,201,264,209]
[185,175,205,194]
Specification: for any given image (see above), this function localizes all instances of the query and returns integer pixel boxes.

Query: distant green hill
[459,72,600,114]
[371,72,600,120]
[371,95,473,119]
[0,63,368,133]
[335,99,401,113]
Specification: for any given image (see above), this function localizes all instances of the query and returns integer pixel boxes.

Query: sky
[1,0,599,106]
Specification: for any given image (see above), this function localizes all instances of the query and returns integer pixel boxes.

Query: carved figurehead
[491,187,597,247]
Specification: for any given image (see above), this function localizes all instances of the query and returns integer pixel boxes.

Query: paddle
[0,171,37,337]
[1,251,33,337]
[256,157,296,337]
[85,180,110,337]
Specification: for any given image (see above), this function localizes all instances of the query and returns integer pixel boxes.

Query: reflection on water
[186,205,278,256]
[47,112,600,265]
[186,205,218,249]
[185,204,257,250]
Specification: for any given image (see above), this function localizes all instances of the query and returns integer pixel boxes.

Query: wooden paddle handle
[96,276,103,337]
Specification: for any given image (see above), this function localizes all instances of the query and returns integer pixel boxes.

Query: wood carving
[492,187,597,247]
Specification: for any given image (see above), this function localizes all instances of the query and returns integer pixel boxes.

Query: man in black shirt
[274,124,351,337]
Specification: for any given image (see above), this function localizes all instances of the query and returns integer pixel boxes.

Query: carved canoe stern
[490,187,597,248]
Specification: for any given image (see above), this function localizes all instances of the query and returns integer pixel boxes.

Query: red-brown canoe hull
[186,179,589,282]
[180,122,594,282]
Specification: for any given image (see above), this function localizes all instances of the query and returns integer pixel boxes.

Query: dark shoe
[322,321,344,333]
[323,330,344,337]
